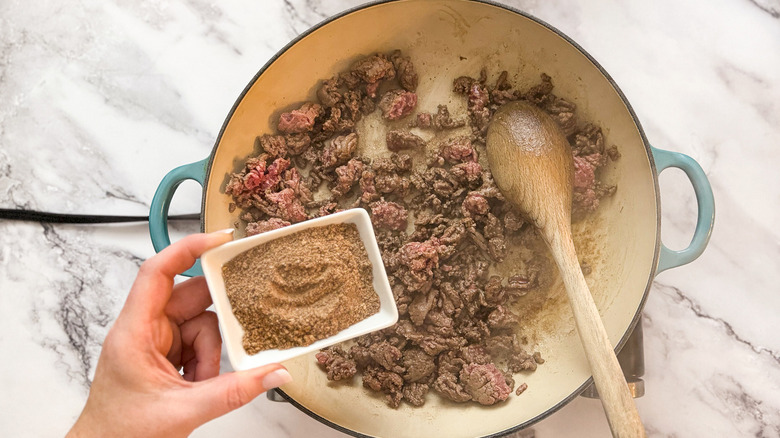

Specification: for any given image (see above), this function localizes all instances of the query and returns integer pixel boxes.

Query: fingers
[124,230,233,320]
[179,311,222,382]
[187,365,293,423]
[165,276,213,325]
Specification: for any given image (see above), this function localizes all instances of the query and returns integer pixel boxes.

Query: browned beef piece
[277,102,322,133]
[545,96,577,136]
[453,76,476,94]
[390,49,418,91]
[395,153,414,172]
[225,155,291,209]
[504,274,534,299]
[462,192,489,216]
[371,201,408,231]
[375,173,410,196]
[524,73,554,104]
[433,372,471,403]
[433,105,464,129]
[484,275,505,306]
[402,383,429,406]
[264,188,308,223]
[503,210,524,232]
[483,213,504,239]
[607,145,621,161]
[367,341,404,373]
[281,168,313,206]
[397,238,442,293]
[401,348,436,382]
[415,112,432,128]
[319,107,355,138]
[460,363,511,405]
[320,132,358,168]
[359,169,379,204]
[258,134,287,157]
[467,82,491,137]
[378,89,417,120]
[315,347,358,381]
[386,130,426,152]
[440,136,477,163]
[339,70,361,90]
[450,161,483,186]
[460,344,491,365]
[317,202,341,217]
[317,77,342,107]
[573,154,598,210]
[487,305,519,330]
[331,158,364,198]
[362,365,404,408]
[408,291,436,326]
[245,218,291,236]
[340,89,363,119]
[284,133,311,156]
[350,54,395,97]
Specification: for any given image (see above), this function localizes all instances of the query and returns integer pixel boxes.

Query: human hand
[67,230,292,438]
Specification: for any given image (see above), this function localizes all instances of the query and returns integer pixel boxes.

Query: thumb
[187,365,293,423]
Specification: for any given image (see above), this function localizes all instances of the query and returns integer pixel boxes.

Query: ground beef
[402,383,429,406]
[440,136,477,163]
[331,159,364,198]
[278,102,322,134]
[316,346,358,381]
[433,372,472,403]
[265,188,307,223]
[321,132,358,168]
[350,54,395,97]
[401,348,436,382]
[462,192,489,216]
[386,130,426,152]
[378,89,417,120]
[226,51,620,409]
[390,49,418,91]
[460,363,512,405]
[245,218,291,236]
[257,134,287,157]
[413,105,466,130]
[371,201,408,231]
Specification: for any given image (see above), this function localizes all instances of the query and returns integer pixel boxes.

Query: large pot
[149,1,715,436]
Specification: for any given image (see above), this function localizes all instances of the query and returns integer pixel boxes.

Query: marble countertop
[1,0,778,436]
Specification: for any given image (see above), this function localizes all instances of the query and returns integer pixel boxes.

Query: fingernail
[262,369,293,389]
[213,228,235,236]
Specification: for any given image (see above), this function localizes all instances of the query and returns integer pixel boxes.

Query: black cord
[0,208,200,224]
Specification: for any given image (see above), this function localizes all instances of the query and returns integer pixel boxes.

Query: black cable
[0,208,200,224]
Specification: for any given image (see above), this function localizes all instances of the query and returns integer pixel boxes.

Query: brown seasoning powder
[223,223,381,354]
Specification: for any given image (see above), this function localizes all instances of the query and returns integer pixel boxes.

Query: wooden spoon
[486,101,645,438]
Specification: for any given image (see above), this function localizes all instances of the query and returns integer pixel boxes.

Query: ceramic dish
[200,208,398,371]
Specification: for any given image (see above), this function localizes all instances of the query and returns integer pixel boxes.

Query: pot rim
[199,0,660,435]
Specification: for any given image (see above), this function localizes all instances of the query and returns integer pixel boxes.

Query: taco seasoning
[222,223,380,354]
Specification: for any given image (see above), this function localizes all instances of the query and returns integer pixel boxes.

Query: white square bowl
[200,208,398,371]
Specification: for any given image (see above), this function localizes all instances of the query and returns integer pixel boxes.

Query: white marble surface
[1,0,779,437]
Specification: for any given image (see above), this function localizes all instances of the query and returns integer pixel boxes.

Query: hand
[67,230,292,438]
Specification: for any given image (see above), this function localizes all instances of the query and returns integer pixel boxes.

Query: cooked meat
[226,50,620,409]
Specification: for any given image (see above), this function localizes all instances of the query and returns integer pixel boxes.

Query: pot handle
[149,158,209,277]
[650,146,715,274]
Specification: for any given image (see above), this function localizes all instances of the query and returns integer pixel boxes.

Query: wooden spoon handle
[549,230,646,438]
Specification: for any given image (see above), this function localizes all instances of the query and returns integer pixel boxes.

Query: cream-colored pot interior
[202,0,658,436]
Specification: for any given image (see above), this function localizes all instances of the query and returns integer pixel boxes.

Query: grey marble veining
[1,0,779,437]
